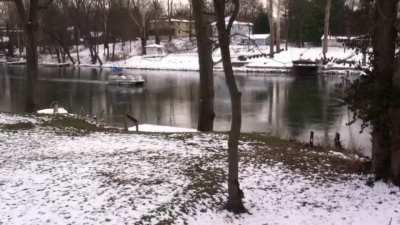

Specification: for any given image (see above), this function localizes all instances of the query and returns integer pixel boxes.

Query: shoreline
[1,60,364,76]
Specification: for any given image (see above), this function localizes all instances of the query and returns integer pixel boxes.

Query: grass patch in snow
[42,116,119,135]
[133,154,227,225]
[0,122,35,131]
[43,116,99,130]
[241,133,370,179]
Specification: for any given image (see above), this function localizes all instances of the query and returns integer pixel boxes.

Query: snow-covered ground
[0,113,399,225]
[0,113,37,125]
[128,124,198,133]
[247,46,363,68]
[3,38,364,73]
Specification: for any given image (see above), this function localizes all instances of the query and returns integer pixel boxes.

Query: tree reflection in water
[0,66,371,155]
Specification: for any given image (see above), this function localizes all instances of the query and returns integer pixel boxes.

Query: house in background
[240,34,271,46]
[320,35,346,47]
[211,17,253,38]
[149,18,194,38]
[144,44,167,57]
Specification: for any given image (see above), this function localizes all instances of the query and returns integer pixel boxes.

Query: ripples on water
[0,66,371,156]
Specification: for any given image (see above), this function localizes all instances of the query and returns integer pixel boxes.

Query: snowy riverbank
[78,44,366,75]
[0,113,398,225]
[3,39,366,75]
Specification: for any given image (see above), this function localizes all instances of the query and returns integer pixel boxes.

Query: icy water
[0,65,371,156]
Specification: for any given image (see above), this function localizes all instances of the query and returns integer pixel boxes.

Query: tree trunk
[61,48,66,63]
[372,124,392,180]
[385,0,400,185]
[64,46,75,64]
[88,43,96,64]
[276,0,281,53]
[6,23,14,57]
[268,0,275,57]
[372,0,397,181]
[213,0,245,214]
[392,68,400,185]
[192,0,215,132]
[112,40,116,59]
[55,47,61,63]
[95,46,103,66]
[104,17,110,60]
[189,2,193,41]
[155,21,161,44]
[285,0,290,51]
[141,36,147,55]
[104,37,110,60]
[323,0,332,62]
[19,0,40,113]
[168,0,173,42]
[25,21,38,113]
[52,33,75,64]
[75,28,80,64]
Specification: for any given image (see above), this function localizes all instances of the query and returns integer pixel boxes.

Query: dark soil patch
[0,122,35,131]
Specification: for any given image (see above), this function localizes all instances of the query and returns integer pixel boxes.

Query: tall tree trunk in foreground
[392,63,400,185]
[389,0,400,186]
[192,0,215,132]
[213,0,245,213]
[322,0,332,62]
[14,0,44,113]
[371,0,397,181]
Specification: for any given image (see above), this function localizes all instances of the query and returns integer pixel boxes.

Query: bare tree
[69,0,103,65]
[322,0,332,62]
[42,0,75,64]
[237,0,263,21]
[127,0,153,55]
[96,0,112,60]
[151,0,163,44]
[0,2,19,57]
[213,0,246,213]
[192,0,215,131]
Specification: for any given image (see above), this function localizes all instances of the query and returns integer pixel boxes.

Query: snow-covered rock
[37,107,69,115]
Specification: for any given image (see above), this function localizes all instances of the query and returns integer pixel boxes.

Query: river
[0,65,371,156]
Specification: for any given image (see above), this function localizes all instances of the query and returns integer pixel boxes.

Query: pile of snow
[37,107,69,115]
[128,124,198,133]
